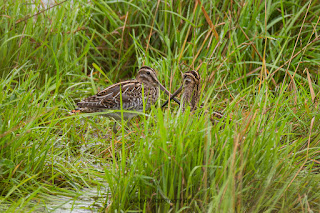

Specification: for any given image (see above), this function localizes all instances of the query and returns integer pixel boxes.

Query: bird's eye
[146,71,151,75]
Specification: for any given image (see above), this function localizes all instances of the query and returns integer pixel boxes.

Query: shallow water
[44,186,109,213]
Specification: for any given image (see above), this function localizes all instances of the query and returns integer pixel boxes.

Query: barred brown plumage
[162,70,227,124]
[161,70,200,112]
[70,66,180,133]
[181,70,201,112]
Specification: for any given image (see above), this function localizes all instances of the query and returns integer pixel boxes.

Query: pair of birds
[71,66,202,132]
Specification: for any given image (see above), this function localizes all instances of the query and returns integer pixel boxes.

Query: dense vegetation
[1,0,319,212]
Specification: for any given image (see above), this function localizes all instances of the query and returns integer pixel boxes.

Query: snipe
[180,70,201,112]
[162,70,224,121]
[71,66,180,132]
[162,70,200,112]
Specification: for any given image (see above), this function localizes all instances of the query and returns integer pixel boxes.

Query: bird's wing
[77,80,142,109]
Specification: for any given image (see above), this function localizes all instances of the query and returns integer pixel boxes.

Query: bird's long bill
[158,83,181,105]
[161,85,183,108]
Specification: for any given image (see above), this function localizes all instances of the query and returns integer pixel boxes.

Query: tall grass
[0,0,319,212]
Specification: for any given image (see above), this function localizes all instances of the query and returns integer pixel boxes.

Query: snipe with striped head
[162,70,200,112]
[180,70,201,112]
[162,70,224,121]
[71,66,180,132]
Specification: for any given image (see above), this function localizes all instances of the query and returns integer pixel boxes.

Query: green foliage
[0,0,319,212]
